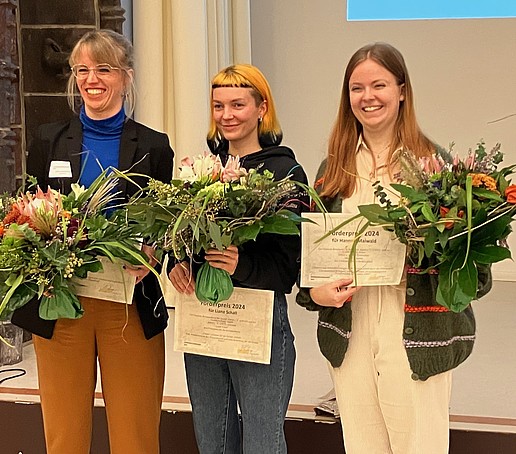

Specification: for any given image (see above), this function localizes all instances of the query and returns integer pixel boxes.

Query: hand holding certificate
[73,256,136,304]
[301,212,406,287]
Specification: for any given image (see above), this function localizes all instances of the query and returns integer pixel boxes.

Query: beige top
[342,137,406,321]
[342,136,402,215]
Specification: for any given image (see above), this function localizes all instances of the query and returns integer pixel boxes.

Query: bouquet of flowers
[329,142,516,313]
[127,152,314,304]
[0,170,152,323]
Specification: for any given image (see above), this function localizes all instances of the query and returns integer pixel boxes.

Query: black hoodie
[215,145,309,294]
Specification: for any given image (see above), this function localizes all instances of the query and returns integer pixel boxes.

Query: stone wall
[0,0,21,193]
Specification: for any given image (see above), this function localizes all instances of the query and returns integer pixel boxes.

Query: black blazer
[11,116,174,340]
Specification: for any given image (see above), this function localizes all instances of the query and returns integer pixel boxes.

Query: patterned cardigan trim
[403,334,476,348]
[318,320,351,339]
[406,266,439,275]
[404,304,449,313]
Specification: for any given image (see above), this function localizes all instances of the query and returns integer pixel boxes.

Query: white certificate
[73,256,136,304]
[301,212,406,287]
[173,288,274,364]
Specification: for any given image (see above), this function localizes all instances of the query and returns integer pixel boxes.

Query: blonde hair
[321,42,435,199]
[66,29,136,117]
[207,64,282,153]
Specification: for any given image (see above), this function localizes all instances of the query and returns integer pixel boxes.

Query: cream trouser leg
[331,285,452,454]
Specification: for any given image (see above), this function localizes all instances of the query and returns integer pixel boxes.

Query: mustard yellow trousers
[34,297,165,454]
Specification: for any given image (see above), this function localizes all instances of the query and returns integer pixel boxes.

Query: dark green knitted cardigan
[297,160,492,381]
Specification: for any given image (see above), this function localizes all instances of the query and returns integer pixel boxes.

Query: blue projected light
[347,1,516,21]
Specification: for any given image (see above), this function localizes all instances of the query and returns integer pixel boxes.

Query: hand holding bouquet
[127,152,313,303]
[328,142,516,312]
[0,170,152,323]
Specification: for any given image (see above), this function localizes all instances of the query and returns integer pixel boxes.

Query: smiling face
[349,58,405,137]
[74,48,132,120]
[212,87,266,156]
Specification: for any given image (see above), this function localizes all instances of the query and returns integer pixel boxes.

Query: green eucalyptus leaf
[387,208,407,221]
[438,230,451,249]
[17,224,41,242]
[435,221,446,233]
[417,243,425,266]
[410,201,425,214]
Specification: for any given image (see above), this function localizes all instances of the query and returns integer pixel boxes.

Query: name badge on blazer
[49,161,72,179]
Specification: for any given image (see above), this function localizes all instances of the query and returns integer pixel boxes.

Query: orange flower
[439,206,464,229]
[506,184,516,204]
[2,204,21,226]
[0,223,4,237]
[439,206,453,229]
[471,173,499,193]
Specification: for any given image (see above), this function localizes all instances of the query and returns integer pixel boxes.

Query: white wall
[250,0,516,280]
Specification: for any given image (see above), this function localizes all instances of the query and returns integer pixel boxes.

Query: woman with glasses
[12,29,174,454]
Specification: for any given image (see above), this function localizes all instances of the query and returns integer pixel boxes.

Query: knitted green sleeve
[295,287,323,311]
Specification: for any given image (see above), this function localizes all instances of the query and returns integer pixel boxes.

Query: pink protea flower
[221,155,248,183]
[14,187,63,237]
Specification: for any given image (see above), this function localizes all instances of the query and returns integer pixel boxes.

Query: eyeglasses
[71,63,122,79]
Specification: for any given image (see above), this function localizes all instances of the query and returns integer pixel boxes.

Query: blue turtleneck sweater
[79,106,125,188]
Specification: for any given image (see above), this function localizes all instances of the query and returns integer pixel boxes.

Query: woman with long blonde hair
[297,43,491,454]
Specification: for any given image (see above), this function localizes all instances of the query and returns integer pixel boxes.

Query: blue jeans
[184,293,296,454]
